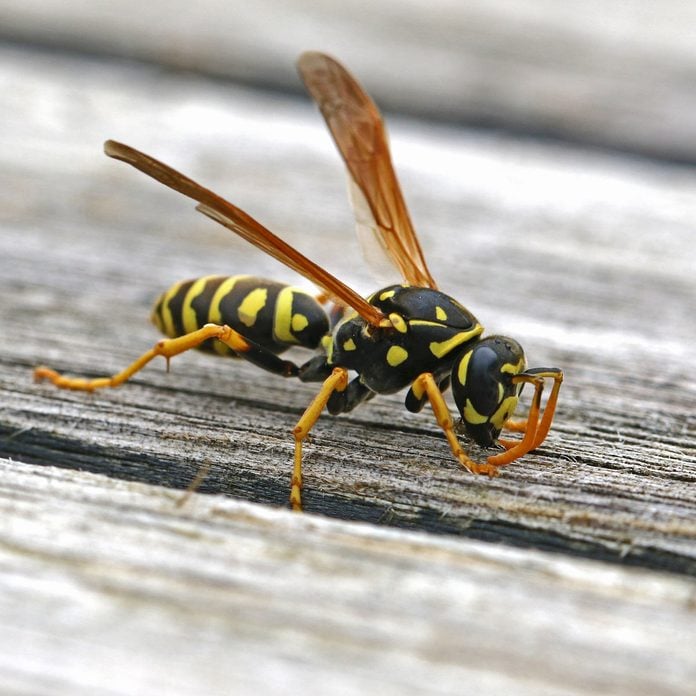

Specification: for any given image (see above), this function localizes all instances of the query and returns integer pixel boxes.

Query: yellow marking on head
[182,276,217,334]
[429,326,483,359]
[238,288,268,328]
[491,395,519,430]
[379,289,396,301]
[464,399,488,425]
[343,338,357,351]
[435,306,448,322]
[501,358,526,375]
[386,345,409,367]
[457,349,472,387]
[389,313,408,334]
[209,276,246,324]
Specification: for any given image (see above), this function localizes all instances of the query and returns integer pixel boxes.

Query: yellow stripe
[491,395,519,429]
[464,399,488,425]
[151,294,166,333]
[273,286,297,344]
[501,357,526,374]
[457,349,473,387]
[429,326,483,359]
[182,276,216,334]
[209,275,246,324]
[238,288,268,327]
[158,281,184,338]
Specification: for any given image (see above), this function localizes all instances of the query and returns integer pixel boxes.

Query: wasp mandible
[35,52,564,511]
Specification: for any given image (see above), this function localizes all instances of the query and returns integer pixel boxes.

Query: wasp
[35,52,563,511]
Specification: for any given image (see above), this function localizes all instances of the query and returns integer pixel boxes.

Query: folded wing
[298,51,437,290]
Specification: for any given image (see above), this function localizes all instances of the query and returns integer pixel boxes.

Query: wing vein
[104,139,387,327]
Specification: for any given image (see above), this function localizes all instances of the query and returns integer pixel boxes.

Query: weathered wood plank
[1,44,694,579]
[0,458,694,696]
[1,1,696,161]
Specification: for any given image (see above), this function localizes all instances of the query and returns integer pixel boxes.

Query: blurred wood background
[0,1,694,694]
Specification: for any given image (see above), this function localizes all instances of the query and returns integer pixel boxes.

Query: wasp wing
[347,177,405,284]
[104,140,387,327]
[298,51,438,290]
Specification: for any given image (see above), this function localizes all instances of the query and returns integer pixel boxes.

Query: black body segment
[328,285,484,394]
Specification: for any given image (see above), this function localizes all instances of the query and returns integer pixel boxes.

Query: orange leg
[494,369,564,464]
[34,324,257,391]
[291,367,349,511]
[410,372,500,477]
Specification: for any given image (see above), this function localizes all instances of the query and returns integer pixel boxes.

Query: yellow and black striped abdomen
[152,275,329,357]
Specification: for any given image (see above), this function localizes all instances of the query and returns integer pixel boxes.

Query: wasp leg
[291,367,349,511]
[410,372,500,477]
[498,368,564,453]
[405,372,451,413]
[327,376,376,415]
[298,354,334,383]
[34,323,300,391]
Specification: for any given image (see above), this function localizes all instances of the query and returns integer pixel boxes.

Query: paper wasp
[35,52,563,511]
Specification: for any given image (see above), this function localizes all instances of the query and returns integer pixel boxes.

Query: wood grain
[2,0,696,162]
[0,459,694,696]
[3,43,695,567]
[0,40,695,694]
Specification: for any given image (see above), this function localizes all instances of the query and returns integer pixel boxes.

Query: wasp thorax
[452,336,526,447]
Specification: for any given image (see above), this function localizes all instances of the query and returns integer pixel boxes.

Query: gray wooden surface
[0,10,695,695]
[2,0,696,162]
[1,459,694,696]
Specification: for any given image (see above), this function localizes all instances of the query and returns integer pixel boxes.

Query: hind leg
[34,323,300,391]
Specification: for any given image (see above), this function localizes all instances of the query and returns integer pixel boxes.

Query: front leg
[497,368,564,456]
[410,372,500,476]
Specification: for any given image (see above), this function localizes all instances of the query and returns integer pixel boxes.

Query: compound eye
[451,336,525,447]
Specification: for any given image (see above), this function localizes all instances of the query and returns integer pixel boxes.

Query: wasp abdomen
[152,274,329,356]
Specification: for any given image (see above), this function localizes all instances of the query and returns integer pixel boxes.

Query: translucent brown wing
[104,140,387,327]
[297,51,438,290]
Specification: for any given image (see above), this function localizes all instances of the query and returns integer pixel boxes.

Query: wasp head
[451,336,526,447]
